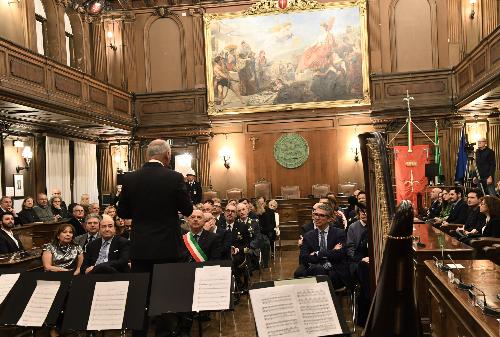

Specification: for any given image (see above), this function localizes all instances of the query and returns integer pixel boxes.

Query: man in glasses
[69,204,87,236]
[296,203,349,289]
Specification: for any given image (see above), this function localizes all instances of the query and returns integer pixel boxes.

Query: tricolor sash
[182,232,207,262]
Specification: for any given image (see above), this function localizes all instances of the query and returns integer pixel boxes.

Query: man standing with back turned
[118,139,193,337]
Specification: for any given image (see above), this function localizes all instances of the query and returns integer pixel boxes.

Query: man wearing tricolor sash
[181,209,221,262]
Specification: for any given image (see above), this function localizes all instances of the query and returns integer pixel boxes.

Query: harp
[358,132,396,286]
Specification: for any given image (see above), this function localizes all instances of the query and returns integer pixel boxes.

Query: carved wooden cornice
[243,0,322,15]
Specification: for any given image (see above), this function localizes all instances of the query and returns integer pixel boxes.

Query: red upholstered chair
[281,186,300,199]
[312,184,330,198]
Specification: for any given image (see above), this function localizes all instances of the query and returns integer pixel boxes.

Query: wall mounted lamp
[16,146,33,173]
[106,21,117,51]
[469,0,476,19]
[350,131,360,163]
[219,147,231,169]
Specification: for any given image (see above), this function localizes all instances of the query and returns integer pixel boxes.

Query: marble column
[97,143,114,194]
[91,21,107,82]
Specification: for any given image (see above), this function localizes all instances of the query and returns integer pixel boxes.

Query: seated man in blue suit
[82,214,130,274]
[297,203,349,289]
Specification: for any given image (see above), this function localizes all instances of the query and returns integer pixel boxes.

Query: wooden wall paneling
[34,135,46,195]
[482,0,498,37]
[487,118,500,182]
[123,18,137,91]
[246,129,338,199]
[196,136,210,188]
[91,22,108,82]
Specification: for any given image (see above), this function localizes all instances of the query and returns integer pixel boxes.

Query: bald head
[147,139,171,165]
[100,214,116,240]
[478,137,487,150]
[430,187,442,200]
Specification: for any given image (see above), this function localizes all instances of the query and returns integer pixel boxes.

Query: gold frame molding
[203,0,370,115]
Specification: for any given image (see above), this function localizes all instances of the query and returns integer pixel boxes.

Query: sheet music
[17,280,60,327]
[87,281,129,331]
[446,263,464,269]
[250,282,342,337]
[192,266,232,312]
[0,273,20,304]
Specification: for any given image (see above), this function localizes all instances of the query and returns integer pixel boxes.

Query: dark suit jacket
[299,226,347,267]
[69,217,86,236]
[476,147,496,180]
[224,221,251,252]
[118,162,193,260]
[214,226,232,260]
[482,218,500,237]
[300,222,315,236]
[180,229,221,261]
[81,235,130,273]
[186,180,202,204]
[0,229,24,254]
[446,199,468,224]
[18,208,40,225]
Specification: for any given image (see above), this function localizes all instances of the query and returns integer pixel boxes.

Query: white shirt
[148,159,164,166]
[226,222,235,232]
[1,228,19,248]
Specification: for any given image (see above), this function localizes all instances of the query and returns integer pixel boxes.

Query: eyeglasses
[312,213,328,218]
[74,209,84,212]
[225,209,236,213]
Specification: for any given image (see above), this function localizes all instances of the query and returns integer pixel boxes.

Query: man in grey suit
[74,214,101,252]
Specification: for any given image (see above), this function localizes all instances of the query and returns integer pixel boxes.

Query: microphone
[469,286,500,317]
[432,256,449,272]
[447,254,472,290]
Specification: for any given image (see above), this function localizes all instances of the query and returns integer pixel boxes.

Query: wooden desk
[0,248,43,272]
[424,260,499,337]
[412,223,475,333]
[276,198,316,240]
[12,219,70,249]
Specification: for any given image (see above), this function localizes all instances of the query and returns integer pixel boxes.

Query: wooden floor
[4,249,361,337]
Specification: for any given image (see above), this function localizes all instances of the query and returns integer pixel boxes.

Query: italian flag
[183,232,207,262]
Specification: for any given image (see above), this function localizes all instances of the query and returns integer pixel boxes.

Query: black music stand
[0,272,73,327]
[60,273,149,332]
[149,260,233,315]
[250,275,351,337]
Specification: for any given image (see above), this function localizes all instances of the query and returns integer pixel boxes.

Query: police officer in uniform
[185,172,202,204]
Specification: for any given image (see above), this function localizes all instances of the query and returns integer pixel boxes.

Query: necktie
[227,224,232,232]
[194,234,200,242]
[96,241,110,265]
[320,231,327,252]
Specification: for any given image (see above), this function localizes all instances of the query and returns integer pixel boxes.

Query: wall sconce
[350,137,360,163]
[219,147,231,169]
[469,0,476,19]
[13,139,24,148]
[16,146,33,173]
[106,22,117,51]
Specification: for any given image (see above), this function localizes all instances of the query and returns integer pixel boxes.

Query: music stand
[149,260,233,315]
[61,273,149,332]
[250,275,351,337]
[0,272,73,327]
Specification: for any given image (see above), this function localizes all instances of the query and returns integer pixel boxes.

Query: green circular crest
[273,133,309,169]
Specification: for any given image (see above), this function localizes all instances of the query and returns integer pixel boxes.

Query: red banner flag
[394,145,429,207]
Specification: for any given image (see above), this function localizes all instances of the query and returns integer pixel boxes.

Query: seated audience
[212,198,225,227]
[0,196,21,226]
[480,195,500,238]
[88,202,100,215]
[223,204,250,290]
[42,223,83,274]
[18,196,40,225]
[256,196,276,268]
[80,193,91,214]
[69,204,87,236]
[237,202,263,270]
[0,213,24,254]
[74,214,101,252]
[201,200,214,214]
[51,189,68,215]
[346,206,370,326]
[180,209,221,261]
[33,193,56,222]
[348,191,366,225]
[452,189,485,238]
[81,215,130,274]
[326,193,348,229]
[227,199,238,207]
[204,212,231,259]
[103,205,117,221]
[438,189,452,219]
[115,217,126,235]
[296,203,349,289]
[238,198,258,219]
[426,187,442,219]
[434,187,468,226]
[50,196,69,219]
[121,219,132,240]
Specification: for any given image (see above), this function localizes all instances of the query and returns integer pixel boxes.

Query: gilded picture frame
[204,0,370,115]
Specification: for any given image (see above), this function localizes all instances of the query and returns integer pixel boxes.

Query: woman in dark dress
[480,195,500,238]
[50,196,68,219]
[256,197,276,267]
[18,196,40,225]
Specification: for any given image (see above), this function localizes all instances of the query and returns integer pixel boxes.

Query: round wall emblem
[273,133,309,168]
